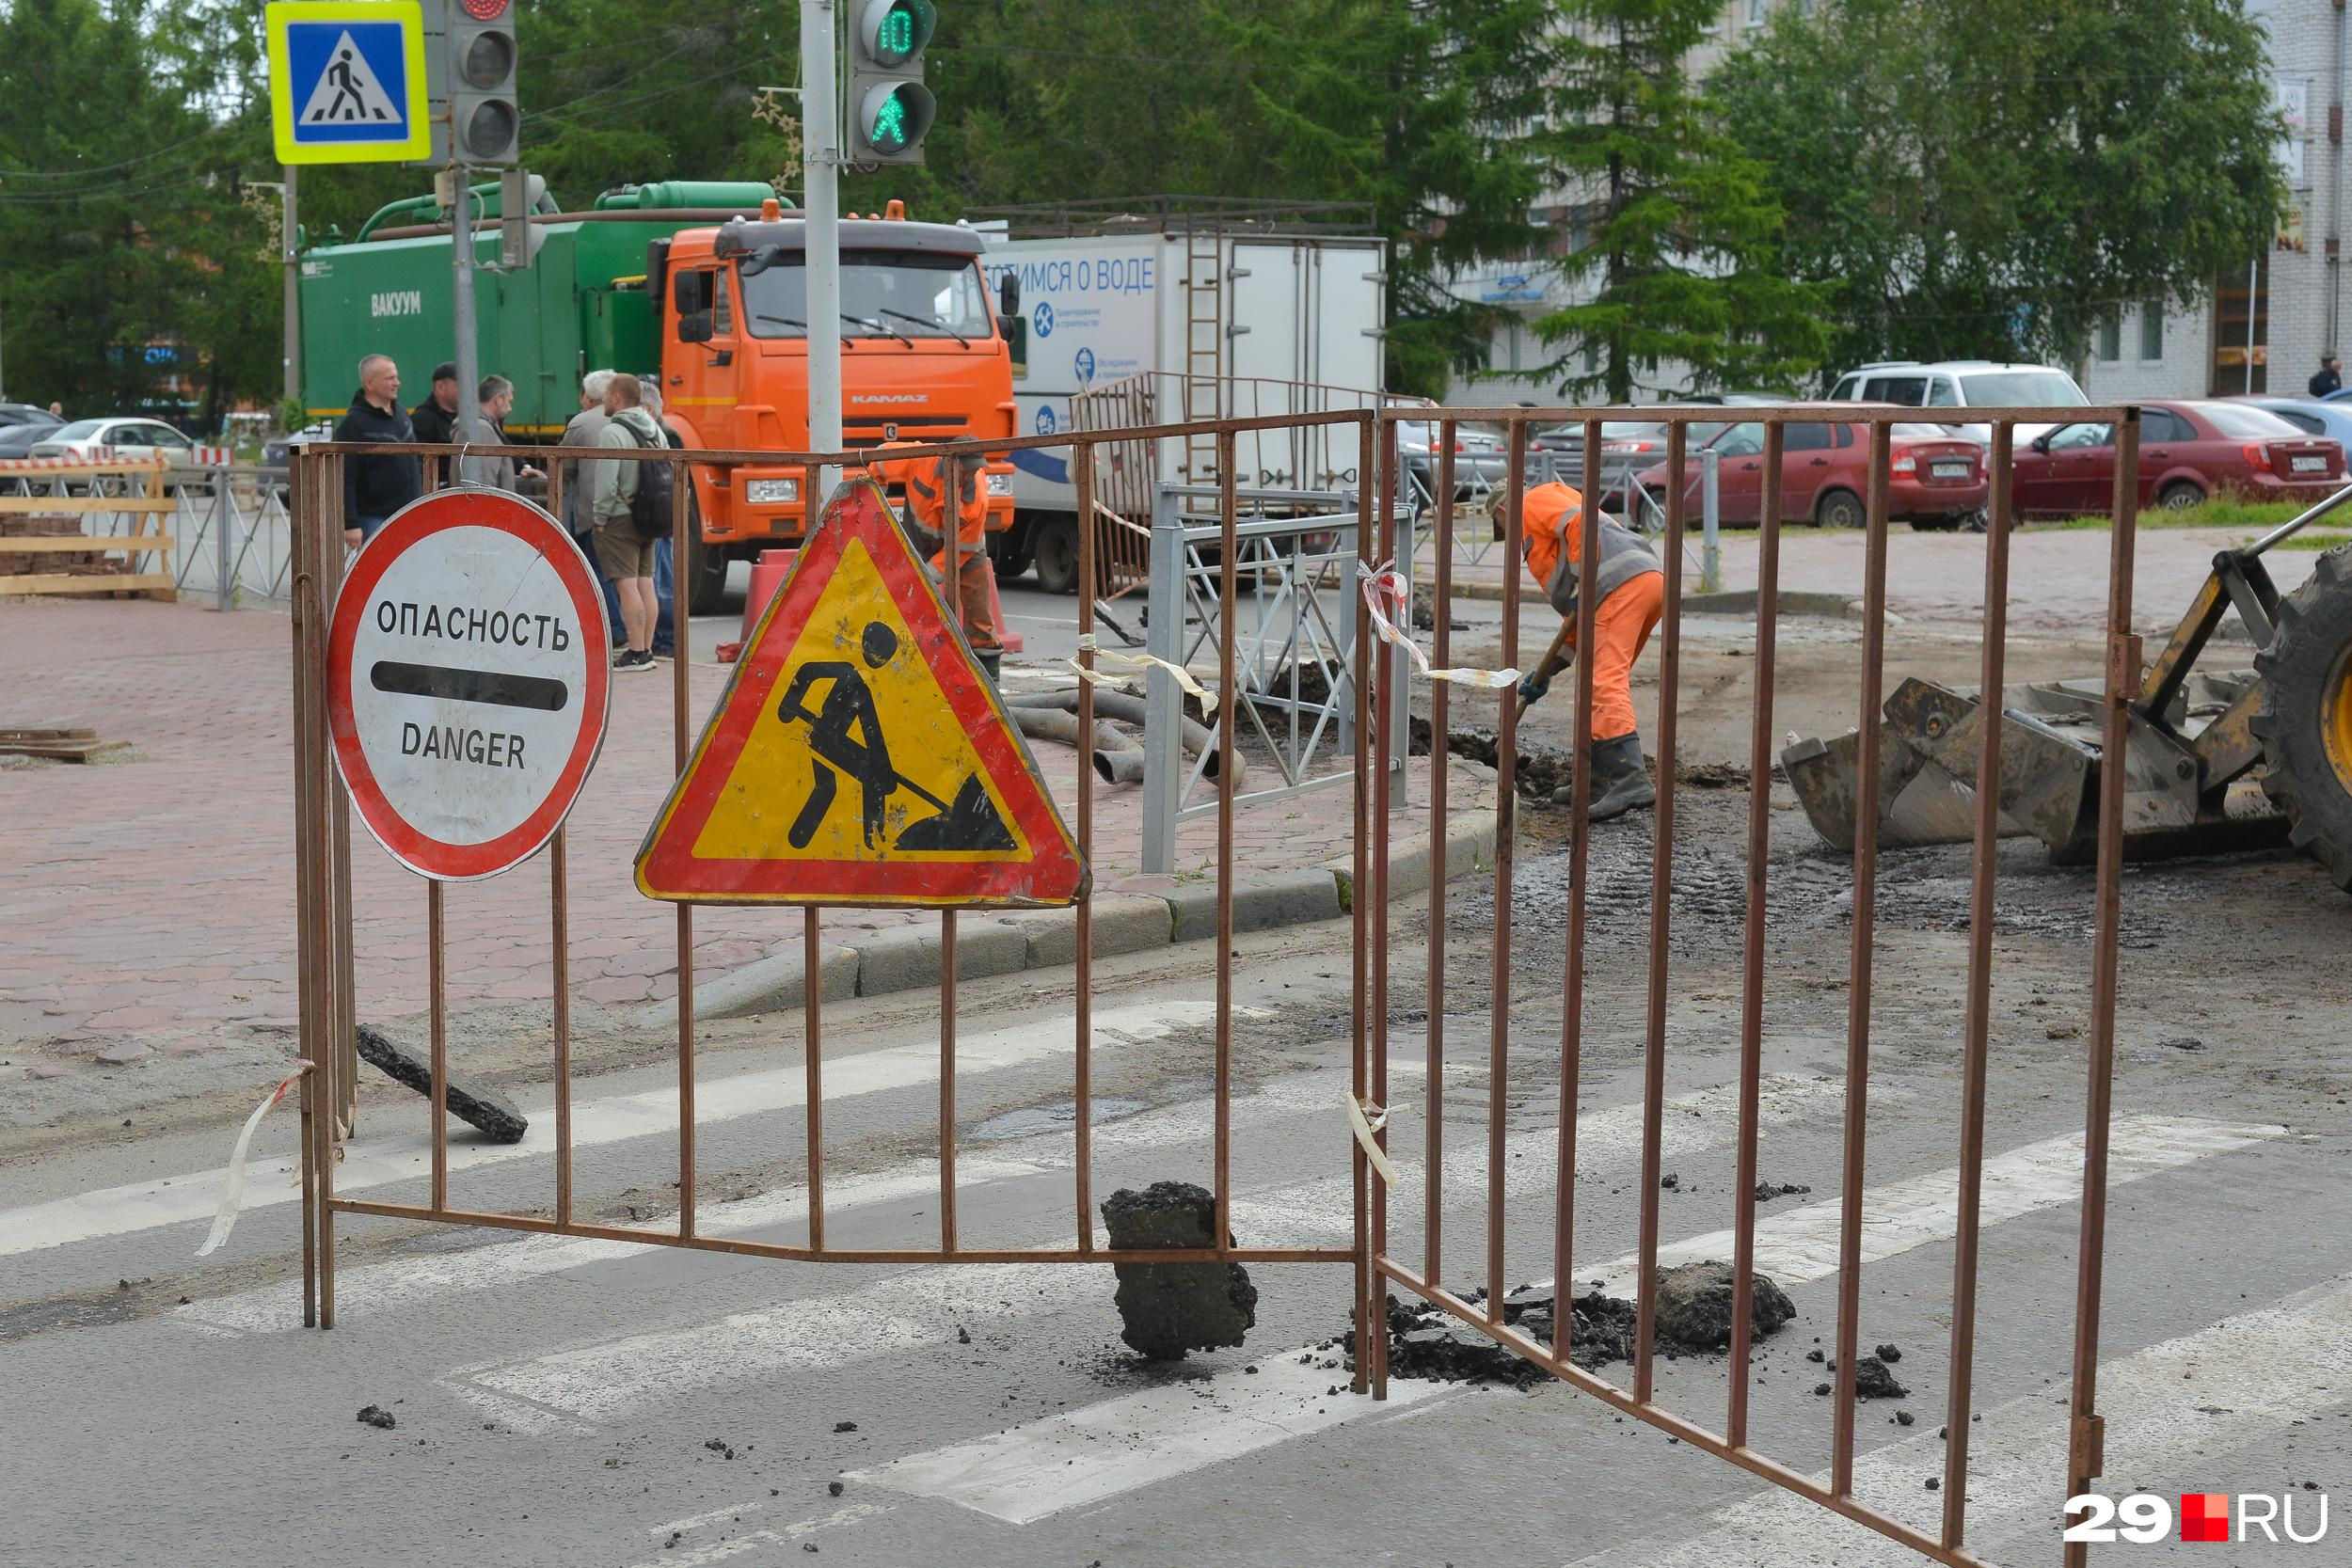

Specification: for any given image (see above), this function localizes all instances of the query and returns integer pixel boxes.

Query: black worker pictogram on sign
[634,477,1085,909]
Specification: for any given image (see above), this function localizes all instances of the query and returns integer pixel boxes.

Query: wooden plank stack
[0,457,176,600]
[0,727,129,763]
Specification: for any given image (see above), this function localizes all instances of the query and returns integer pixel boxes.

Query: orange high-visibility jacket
[875,444,987,566]
[1519,482,1659,614]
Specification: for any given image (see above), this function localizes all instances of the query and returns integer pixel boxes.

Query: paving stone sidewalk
[0,598,1493,1070]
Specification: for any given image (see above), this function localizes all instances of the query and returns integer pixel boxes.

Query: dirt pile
[1364,1262,1795,1385]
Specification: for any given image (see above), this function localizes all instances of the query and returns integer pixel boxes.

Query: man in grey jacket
[590,375,666,671]
[457,374,542,491]
[558,371,621,640]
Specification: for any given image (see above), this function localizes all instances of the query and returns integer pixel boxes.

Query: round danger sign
[326,489,610,879]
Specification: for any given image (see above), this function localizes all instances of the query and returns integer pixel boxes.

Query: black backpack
[625,420,675,541]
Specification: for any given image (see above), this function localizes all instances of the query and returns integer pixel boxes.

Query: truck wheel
[1034,517,1081,595]
[683,529,729,618]
[993,523,1035,582]
[2253,544,2352,891]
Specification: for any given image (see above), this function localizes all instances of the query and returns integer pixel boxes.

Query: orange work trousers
[1557,569,1664,741]
[935,543,999,650]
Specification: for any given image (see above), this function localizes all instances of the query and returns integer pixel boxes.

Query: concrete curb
[1678,588,1867,620]
[658,809,1495,1025]
[1326,812,1498,909]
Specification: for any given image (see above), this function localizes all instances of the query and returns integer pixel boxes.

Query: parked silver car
[30,416,203,468]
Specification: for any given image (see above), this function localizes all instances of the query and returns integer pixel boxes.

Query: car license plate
[1931,460,1971,480]
[2292,454,2329,473]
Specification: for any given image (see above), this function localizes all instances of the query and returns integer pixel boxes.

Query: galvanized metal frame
[288,403,2138,1567]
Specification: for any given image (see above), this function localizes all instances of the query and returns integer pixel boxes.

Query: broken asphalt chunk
[1100,1181,1256,1359]
[356,1022,528,1144]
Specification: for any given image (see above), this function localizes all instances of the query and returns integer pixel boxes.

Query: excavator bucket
[1781,674,2286,863]
[1781,678,2096,856]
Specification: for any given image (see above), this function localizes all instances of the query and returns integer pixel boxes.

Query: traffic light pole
[801,0,844,500]
[448,162,485,450]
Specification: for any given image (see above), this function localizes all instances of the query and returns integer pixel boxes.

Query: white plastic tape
[1346,1092,1405,1188]
[195,1063,310,1259]
[1356,561,1520,689]
[1071,633,1214,702]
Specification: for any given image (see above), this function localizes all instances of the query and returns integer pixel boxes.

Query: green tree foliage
[0,0,271,420]
[518,0,800,202]
[1713,0,2285,375]
[1535,0,1829,402]
[1231,0,1564,397]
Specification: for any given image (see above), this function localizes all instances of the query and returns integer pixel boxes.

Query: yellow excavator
[1783,493,2352,889]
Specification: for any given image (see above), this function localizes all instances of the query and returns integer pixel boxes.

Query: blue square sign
[268,2,430,164]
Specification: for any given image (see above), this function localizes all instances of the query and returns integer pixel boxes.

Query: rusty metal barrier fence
[283,410,1382,1323]
[286,402,2137,1566]
[1361,404,2139,1568]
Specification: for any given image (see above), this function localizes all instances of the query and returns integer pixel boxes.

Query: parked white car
[28,417,202,470]
[1825,360,2089,445]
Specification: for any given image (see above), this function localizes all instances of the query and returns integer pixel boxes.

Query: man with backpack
[589,375,671,672]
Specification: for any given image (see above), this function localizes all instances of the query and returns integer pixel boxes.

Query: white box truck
[973,206,1389,592]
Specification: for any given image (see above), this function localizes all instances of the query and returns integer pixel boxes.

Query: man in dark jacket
[410,360,460,487]
[334,354,421,546]
[2312,355,2344,399]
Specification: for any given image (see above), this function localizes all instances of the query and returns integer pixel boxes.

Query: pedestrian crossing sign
[267,1,431,165]
[635,477,1086,910]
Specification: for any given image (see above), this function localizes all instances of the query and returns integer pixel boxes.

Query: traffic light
[847,0,936,165]
[496,169,547,269]
[447,0,519,165]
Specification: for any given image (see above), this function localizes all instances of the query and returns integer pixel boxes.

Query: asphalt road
[5,777,2347,1568]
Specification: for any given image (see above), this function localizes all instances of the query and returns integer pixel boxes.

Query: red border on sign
[634,480,1085,908]
[326,489,611,880]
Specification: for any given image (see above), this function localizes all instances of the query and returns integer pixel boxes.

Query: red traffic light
[462,0,510,20]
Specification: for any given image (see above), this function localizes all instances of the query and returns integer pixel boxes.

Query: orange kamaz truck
[654,198,1017,610]
[300,184,1017,614]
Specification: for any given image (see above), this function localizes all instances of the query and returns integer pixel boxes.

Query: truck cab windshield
[741,249,993,342]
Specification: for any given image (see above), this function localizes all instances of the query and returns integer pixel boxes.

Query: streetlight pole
[283,166,301,416]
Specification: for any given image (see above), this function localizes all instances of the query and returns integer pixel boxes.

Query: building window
[2097,311,2122,363]
[1747,0,1767,24]
[1582,340,1599,374]
[2140,301,2164,361]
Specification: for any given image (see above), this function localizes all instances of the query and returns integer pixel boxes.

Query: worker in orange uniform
[1500,482,1665,820]
[874,443,999,656]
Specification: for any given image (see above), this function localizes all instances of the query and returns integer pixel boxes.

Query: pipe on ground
[1010,706,1147,785]
[1002,688,1242,785]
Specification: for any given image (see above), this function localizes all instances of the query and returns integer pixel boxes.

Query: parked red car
[1628,414,1988,530]
[2010,400,2344,516]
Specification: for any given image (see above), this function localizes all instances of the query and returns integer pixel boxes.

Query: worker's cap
[432,361,459,385]
[954,450,988,467]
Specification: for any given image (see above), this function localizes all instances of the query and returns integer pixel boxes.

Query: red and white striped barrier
[0,449,134,469]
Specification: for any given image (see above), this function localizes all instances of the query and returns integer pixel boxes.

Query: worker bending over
[874,443,999,655]
[1504,482,1664,820]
